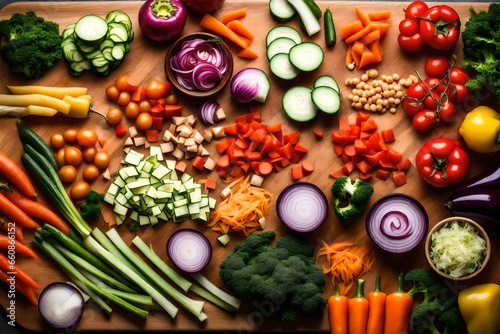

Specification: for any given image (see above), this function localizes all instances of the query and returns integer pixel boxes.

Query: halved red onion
[169,37,228,92]
[230,68,271,103]
[166,229,212,273]
[198,99,219,125]
[38,282,85,329]
[366,193,429,254]
[276,182,328,232]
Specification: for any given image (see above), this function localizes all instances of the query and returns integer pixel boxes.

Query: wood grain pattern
[0,1,498,331]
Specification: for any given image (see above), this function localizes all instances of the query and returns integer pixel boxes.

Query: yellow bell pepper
[459,106,500,153]
[458,283,500,334]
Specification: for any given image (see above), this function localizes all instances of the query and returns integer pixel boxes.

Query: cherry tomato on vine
[403,81,429,116]
[398,32,425,52]
[399,18,420,36]
[454,83,470,103]
[419,5,461,51]
[449,67,471,85]
[146,80,171,100]
[424,91,441,110]
[402,96,425,117]
[424,56,450,78]
[423,77,441,90]
[438,101,456,123]
[434,84,457,104]
[412,110,437,133]
[405,0,429,21]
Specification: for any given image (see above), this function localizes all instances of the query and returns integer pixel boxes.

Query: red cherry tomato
[438,101,456,123]
[403,81,429,116]
[405,0,429,21]
[399,18,420,36]
[453,83,470,104]
[402,96,425,117]
[412,110,437,133]
[424,91,441,110]
[449,67,471,85]
[423,77,441,90]
[434,84,457,104]
[419,5,461,51]
[398,33,425,52]
[424,56,450,78]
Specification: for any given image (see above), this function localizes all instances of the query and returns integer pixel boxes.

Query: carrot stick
[226,20,254,40]
[0,253,40,290]
[366,275,387,334]
[0,235,38,259]
[368,10,391,21]
[355,6,371,26]
[0,192,40,229]
[349,279,369,334]
[345,25,372,44]
[1,187,71,235]
[200,14,251,49]
[0,151,36,198]
[236,47,259,59]
[340,20,364,40]
[221,7,247,24]
[328,285,349,334]
[0,270,38,306]
[383,273,413,334]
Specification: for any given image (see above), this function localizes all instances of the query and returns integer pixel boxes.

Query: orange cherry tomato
[82,165,100,181]
[138,100,153,113]
[106,107,123,125]
[82,146,98,163]
[50,133,66,150]
[58,165,77,184]
[70,181,90,201]
[56,148,66,166]
[76,128,98,147]
[64,146,83,167]
[115,74,138,92]
[94,151,110,170]
[165,93,178,105]
[124,101,140,119]
[135,112,153,130]
[117,91,132,107]
[105,85,120,100]
[63,128,78,143]
[146,80,171,99]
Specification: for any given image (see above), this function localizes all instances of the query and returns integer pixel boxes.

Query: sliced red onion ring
[169,37,228,92]
[198,100,220,125]
[166,229,212,273]
[366,193,429,254]
[230,68,271,103]
[38,282,85,329]
[276,182,328,232]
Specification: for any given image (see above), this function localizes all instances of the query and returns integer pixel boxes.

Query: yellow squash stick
[6,85,88,99]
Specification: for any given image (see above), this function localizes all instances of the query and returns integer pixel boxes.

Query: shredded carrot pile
[208,176,273,236]
[316,240,375,295]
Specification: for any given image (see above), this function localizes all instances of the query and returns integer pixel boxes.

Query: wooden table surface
[0,0,499,332]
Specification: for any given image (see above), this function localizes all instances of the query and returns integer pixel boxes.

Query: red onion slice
[366,194,429,254]
[198,100,220,125]
[230,68,271,103]
[166,229,212,273]
[276,182,328,232]
[38,282,85,329]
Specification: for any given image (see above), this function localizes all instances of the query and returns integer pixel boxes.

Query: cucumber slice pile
[61,10,134,76]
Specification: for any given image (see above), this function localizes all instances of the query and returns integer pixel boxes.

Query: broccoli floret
[0,11,62,79]
[331,176,374,220]
[461,4,500,103]
[78,190,104,222]
[219,231,327,322]
[404,268,467,334]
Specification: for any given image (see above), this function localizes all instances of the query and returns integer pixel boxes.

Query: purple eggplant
[445,189,500,227]
[454,161,500,192]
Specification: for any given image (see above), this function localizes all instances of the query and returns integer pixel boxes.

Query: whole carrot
[328,285,349,334]
[349,279,369,334]
[0,235,38,259]
[383,272,413,334]
[0,269,38,306]
[366,274,387,334]
[0,151,36,198]
[1,186,71,235]
[0,192,40,229]
[0,217,24,243]
[0,253,40,290]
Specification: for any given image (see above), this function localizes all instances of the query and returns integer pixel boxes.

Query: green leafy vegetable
[0,11,62,79]
[79,190,104,222]
[331,176,374,219]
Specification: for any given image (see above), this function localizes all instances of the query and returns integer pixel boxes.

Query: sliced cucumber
[269,53,300,80]
[282,86,318,122]
[269,0,296,22]
[266,36,297,60]
[61,24,76,40]
[108,22,130,43]
[313,74,340,93]
[311,86,341,114]
[74,14,109,46]
[288,42,324,72]
[266,25,302,47]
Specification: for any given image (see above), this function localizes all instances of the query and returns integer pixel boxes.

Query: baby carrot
[349,279,369,334]
[383,272,413,334]
[0,253,40,290]
[328,285,349,334]
[0,235,38,259]
[0,151,36,198]
[366,274,387,334]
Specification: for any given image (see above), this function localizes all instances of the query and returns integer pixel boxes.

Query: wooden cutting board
[0,0,498,332]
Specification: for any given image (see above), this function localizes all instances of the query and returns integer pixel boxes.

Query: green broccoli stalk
[461,3,500,103]
[331,176,374,220]
[0,11,62,79]
[219,231,327,322]
[404,268,467,334]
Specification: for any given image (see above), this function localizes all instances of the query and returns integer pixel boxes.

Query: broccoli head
[461,4,500,103]
[404,268,467,334]
[0,11,62,79]
[331,176,374,220]
[219,231,327,322]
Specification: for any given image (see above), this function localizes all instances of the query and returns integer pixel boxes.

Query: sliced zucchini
[266,36,297,60]
[313,74,340,93]
[288,42,324,72]
[266,25,302,47]
[74,14,109,46]
[269,0,296,22]
[282,86,318,122]
[269,53,300,80]
[311,86,341,114]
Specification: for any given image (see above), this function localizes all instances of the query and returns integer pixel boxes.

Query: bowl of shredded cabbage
[425,216,490,280]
